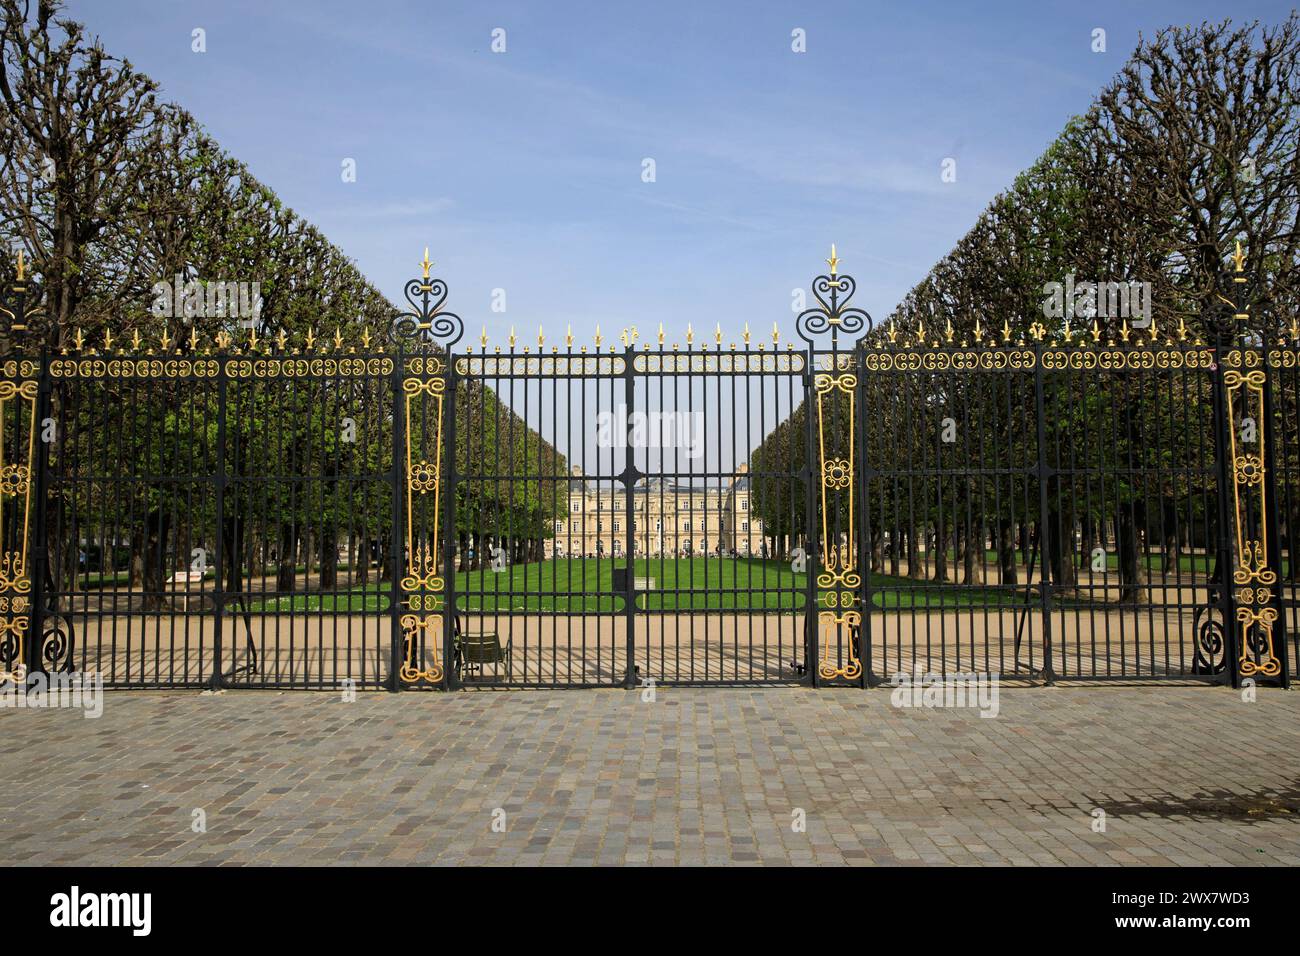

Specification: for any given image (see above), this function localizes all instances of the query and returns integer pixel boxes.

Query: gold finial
[248,326,258,351]
[742,322,751,345]
[420,247,433,279]
[276,328,288,351]
[916,319,926,345]
[189,326,199,351]
[160,327,172,351]
[566,324,573,347]
[1177,316,1188,341]
[215,330,231,350]
[508,326,516,348]
[658,322,665,345]
[15,248,23,282]
[305,328,316,350]
[973,318,983,343]
[888,318,898,344]
[1148,316,1159,342]
[73,327,84,350]
[361,327,372,349]
[686,323,694,345]
[1062,318,1072,343]
[772,321,779,344]
[1001,320,1012,343]
[333,326,344,350]
[714,323,722,344]
[1231,239,1246,275]
[131,329,141,351]
[103,328,113,351]
[595,324,602,347]
[538,325,544,347]
[944,319,954,343]
[826,243,839,276]
[480,326,488,347]
[1090,320,1101,343]
[1119,319,1131,343]
[621,328,628,348]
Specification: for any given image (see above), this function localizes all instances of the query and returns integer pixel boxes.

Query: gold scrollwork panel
[0,379,38,682]
[814,370,861,680]
[400,376,447,684]
[1223,362,1280,678]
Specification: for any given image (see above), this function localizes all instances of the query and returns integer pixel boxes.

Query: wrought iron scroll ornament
[389,248,464,349]
[795,245,874,347]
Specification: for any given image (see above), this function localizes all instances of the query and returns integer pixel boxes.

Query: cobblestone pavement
[2,685,1297,865]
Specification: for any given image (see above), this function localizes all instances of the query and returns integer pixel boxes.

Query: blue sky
[67,0,1297,347]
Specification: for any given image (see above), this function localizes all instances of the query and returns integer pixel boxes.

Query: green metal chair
[454,617,512,680]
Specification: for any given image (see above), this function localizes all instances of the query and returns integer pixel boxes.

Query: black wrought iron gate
[0,249,1291,691]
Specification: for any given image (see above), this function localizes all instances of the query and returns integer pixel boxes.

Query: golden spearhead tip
[595,323,602,347]
[508,326,516,347]
[743,322,751,344]
[538,325,544,346]
[566,324,573,347]
[826,243,839,276]
[772,321,779,343]
[1231,240,1246,273]
[480,326,488,347]
[420,247,433,279]
[714,322,722,344]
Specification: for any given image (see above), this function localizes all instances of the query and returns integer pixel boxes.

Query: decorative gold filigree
[398,613,444,683]
[399,368,448,684]
[408,461,437,494]
[1224,355,1280,678]
[822,457,851,490]
[0,463,28,497]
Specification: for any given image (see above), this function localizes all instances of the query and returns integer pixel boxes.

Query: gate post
[388,250,464,692]
[796,249,872,686]
[1211,243,1287,688]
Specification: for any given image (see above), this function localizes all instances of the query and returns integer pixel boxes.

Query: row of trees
[751,16,1300,597]
[0,0,565,603]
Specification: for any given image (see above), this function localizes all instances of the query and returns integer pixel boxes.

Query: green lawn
[247,557,1035,613]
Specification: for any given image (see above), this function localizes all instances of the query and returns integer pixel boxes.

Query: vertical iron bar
[210,357,227,689]
[389,354,405,691]
[802,346,819,686]
[1211,344,1240,687]
[1033,342,1057,684]
[442,354,458,691]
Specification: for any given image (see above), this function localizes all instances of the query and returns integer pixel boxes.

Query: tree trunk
[140,509,171,611]
[277,522,296,592]
[319,525,338,589]
[998,517,1017,586]
[1117,501,1144,603]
